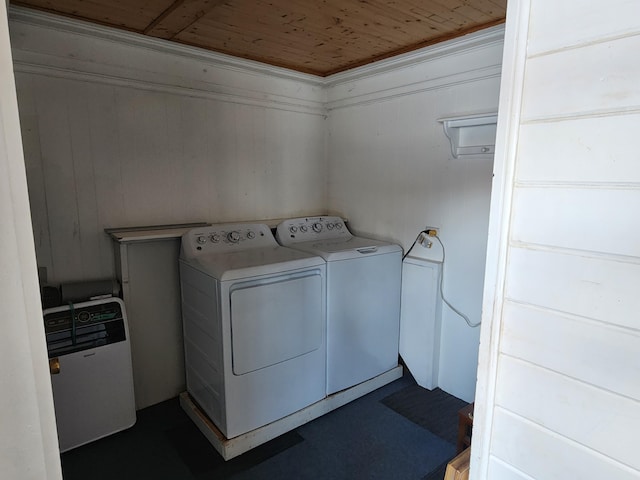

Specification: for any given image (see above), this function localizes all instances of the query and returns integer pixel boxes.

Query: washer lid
[180,245,325,280]
[288,235,401,261]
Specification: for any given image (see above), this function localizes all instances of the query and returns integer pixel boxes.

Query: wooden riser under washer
[179,365,403,460]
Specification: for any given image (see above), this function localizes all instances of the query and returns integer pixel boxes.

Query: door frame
[470,0,531,477]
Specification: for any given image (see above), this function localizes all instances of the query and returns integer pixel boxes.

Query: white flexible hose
[434,235,481,328]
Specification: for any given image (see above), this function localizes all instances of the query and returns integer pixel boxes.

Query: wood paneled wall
[325,30,504,402]
[474,0,640,478]
[12,13,326,284]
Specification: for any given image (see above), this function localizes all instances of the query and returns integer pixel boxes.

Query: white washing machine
[179,223,326,439]
[276,216,402,395]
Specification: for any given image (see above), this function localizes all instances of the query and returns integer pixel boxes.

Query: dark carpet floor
[61,373,466,480]
[381,385,467,446]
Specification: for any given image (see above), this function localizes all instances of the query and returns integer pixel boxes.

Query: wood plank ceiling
[11,0,507,76]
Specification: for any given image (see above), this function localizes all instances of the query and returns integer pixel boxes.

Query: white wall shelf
[439,112,497,158]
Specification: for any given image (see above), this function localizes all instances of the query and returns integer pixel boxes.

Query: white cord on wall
[433,235,481,328]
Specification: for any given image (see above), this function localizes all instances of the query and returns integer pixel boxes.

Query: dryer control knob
[227,231,241,243]
[209,234,220,243]
[299,225,308,233]
[327,223,334,230]
[289,226,298,234]
[246,231,255,239]
[197,235,207,244]
[335,223,343,230]
[312,222,323,233]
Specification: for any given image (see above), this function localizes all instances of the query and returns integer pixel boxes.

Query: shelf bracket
[438,112,498,159]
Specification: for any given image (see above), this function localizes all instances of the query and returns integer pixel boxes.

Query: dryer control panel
[276,216,352,244]
[181,223,277,258]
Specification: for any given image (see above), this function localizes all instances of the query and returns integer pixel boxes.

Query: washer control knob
[327,223,334,230]
[246,231,255,239]
[312,222,323,233]
[335,223,343,230]
[209,234,220,243]
[77,311,91,323]
[227,231,241,243]
[289,226,298,234]
[299,225,308,233]
[197,235,207,244]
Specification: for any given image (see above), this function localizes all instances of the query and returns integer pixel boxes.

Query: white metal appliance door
[230,272,323,375]
[326,252,402,394]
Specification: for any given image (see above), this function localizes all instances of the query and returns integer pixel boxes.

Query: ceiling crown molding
[9,4,504,98]
[324,24,505,87]
[8,5,326,87]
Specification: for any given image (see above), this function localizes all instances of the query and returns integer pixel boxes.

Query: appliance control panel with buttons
[276,216,351,243]
[44,299,127,357]
[181,223,277,257]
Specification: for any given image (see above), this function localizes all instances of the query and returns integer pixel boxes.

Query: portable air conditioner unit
[44,297,136,452]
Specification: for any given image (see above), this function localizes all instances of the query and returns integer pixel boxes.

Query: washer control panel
[276,216,351,244]
[182,223,277,257]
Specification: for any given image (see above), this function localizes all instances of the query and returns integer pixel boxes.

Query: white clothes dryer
[179,223,326,439]
[276,216,402,395]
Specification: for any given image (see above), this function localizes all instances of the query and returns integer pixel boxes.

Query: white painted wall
[0,3,61,478]
[473,0,640,478]
[10,8,327,285]
[325,28,504,402]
